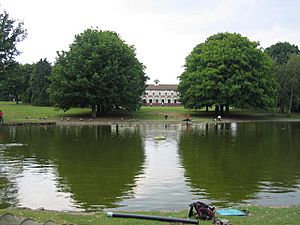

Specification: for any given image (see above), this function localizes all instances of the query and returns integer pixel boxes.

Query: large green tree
[30,59,52,106]
[0,9,27,100]
[178,32,278,113]
[280,54,300,114]
[50,29,147,117]
[265,42,300,113]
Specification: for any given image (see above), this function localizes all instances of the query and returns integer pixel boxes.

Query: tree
[3,63,24,103]
[0,9,27,100]
[281,54,300,115]
[30,59,52,106]
[0,63,34,103]
[18,63,34,103]
[265,42,300,65]
[0,9,27,73]
[265,42,300,113]
[178,32,278,114]
[49,29,147,117]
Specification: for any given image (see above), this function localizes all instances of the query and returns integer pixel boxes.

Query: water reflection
[53,126,144,210]
[0,122,300,211]
[0,125,144,211]
[179,122,300,206]
[115,124,194,211]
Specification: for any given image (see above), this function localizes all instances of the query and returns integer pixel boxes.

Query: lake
[0,122,300,211]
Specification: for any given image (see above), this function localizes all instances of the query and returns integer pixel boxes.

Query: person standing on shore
[0,110,3,123]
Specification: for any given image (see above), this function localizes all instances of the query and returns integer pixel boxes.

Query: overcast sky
[1,0,299,84]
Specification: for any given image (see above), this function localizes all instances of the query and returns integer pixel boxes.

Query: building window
[171,92,173,95]
[168,99,171,104]
[174,99,177,104]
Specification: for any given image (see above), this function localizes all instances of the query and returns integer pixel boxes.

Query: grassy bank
[0,101,90,122]
[0,101,300,123]
[1,206,300,225]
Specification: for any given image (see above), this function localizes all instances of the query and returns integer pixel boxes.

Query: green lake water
[0,122,300,211]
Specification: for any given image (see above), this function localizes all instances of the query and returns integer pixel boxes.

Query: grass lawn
[0,101,90,122]
[0,101,300,123]
[1,206,300,225]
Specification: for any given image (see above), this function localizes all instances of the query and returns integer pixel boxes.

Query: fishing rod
[107,212,199,224]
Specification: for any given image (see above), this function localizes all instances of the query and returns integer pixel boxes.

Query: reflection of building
[142,80,180,106]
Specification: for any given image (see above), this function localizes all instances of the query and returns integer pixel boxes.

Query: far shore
[1,115,300,127]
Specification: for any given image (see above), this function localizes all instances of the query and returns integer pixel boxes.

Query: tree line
[0,10,148,117]
[1,9,300,117]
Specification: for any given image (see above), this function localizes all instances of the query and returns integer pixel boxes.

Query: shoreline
[1,205,300,225]
[0,115,300,127]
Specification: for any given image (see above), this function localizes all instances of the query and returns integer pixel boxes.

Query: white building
[142,80,180,106]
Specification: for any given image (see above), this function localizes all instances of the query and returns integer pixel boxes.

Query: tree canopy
[265,42,300,65]
[0,9,27,101]
[49,29,147,117]
[178,32,278,113]
[279,54,300,114]
[0,9,27,69]
[1,62,28,103]
[31,59,52,106]
[265,42,300,113]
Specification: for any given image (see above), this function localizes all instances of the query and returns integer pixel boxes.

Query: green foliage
[265,42,300,65]
[3,63,24,103]
[0,9,27,100]
[49,29,148,117]
[18,63,34,103]
[178,32,279,112]
[4,63,34,103]
[281,54,300,113]
[30,59,52,106]
[265,42,300,113]
[0,9,27,67]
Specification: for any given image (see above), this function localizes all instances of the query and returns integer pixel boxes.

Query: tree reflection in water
[179,122,300,206]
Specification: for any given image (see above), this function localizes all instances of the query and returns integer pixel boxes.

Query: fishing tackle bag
[188,201,215,220]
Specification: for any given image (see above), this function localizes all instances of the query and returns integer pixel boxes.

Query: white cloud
[1,0,300,84]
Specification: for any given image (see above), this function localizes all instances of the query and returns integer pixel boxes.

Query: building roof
[146,84,178,91]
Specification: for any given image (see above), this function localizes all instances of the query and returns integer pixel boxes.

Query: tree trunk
[91,104,97,118]
[215,105,219,115]
[15,95,19,104]
[225,104,229,113]
[220,104,224,115]
[280,104,284,113]
[97,104,107,116]
[206,105,209,112]
[288,89,294,116]
[97,104,101,117]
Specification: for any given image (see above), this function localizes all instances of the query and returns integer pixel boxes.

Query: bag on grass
[188,201,215,220]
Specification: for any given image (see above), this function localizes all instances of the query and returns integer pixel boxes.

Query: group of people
[0,110,4,123]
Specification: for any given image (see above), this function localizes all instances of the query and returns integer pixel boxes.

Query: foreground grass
[1,101,300,123]
[1,206,300,225]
